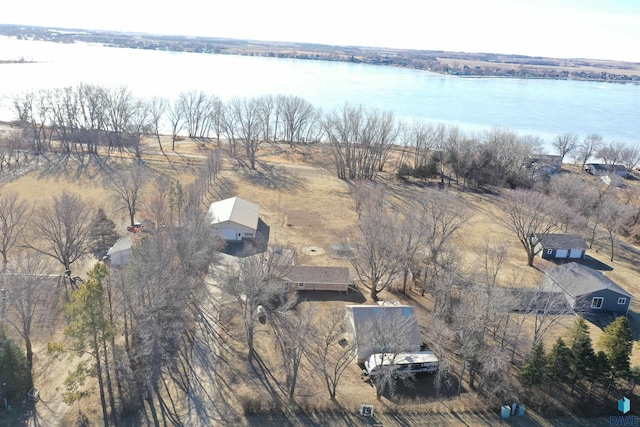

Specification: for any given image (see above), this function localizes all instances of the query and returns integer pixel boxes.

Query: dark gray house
[543,262,633,315]
[535,234,589,260]
[585,163,629,178]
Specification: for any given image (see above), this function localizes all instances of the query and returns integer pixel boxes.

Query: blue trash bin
[501,405,511,419]
[517,404,526,416]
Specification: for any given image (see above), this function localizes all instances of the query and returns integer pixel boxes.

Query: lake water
[0,36,638,145]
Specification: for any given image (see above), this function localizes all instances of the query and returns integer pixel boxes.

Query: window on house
[591,297,604,309]
[618,298,627,305]
[547,249,553,254]
[244,232,253,237]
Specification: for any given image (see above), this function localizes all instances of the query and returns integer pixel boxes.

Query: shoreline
[1,24,639,84]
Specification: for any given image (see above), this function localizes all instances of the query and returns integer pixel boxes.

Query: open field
[2,136,640,425]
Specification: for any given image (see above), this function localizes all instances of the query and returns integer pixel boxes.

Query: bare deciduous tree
[146,174,171,231]
[552,132,578,163]
[600,194,636,262]
[620,142,640,173]
[0,191,30,271]
[2,252,54,370]
[308,307,356,401]
[272,304,312,402]
[167,97,185,151]
[349,207,403,301]
[147,96,168,152]
[358,309,421,400]
[577,133,603,171]
[26,191,94,277]
[500,189,560,267]
[280,95,319,147]
[219,248,293,363]
[597,141,626,170]
[106,163,149,226]
[229,97,263,170]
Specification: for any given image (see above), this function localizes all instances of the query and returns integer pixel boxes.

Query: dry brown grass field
[2,134,640,426]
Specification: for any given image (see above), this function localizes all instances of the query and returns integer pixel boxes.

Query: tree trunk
[609,231,615,262]
[93,339,109,427]
[145,391,160,427]
[156,133,164,153]
[527,250,535,267]
[370,285,380,302]
[25,335,33,372]
[401,267,409,294]
[101,337,117,426]
[458,360,467,396]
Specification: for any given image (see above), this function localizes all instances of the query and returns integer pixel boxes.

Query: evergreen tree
[520,342,546,388]
[65,263,114,427]
[599,316,633,383]
[588,350,610,395]
[568,316,596,394]
[546,337,571,390]
[628,365,640,394]
[89,208,120,259]
[0,324,32,399]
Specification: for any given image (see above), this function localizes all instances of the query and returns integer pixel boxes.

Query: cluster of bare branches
[323,104,398,180]
[12,84,151,158]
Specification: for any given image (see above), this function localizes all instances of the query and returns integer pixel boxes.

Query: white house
[106,234,134,266]
[208,197,260,242]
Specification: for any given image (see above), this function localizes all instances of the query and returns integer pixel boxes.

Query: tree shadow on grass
[245,160,305,192]
[380,372,462,404]
[36,151,114,181]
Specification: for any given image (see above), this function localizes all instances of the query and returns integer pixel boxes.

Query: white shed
[208,197,260,242]
[106,234,134,266]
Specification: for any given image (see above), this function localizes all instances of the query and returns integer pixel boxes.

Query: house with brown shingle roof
[282,265,352,292]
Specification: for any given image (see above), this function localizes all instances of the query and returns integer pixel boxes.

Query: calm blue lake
[0,36,638,145]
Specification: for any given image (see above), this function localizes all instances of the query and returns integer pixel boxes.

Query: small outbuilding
[536,234,589,260]
[208,197,260,242]
[106,234,134,266]
[543,262,633,315]
[346,304,422,364]
[282,266,352,292]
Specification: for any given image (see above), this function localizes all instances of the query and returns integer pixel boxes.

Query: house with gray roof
[585,163,629,178]
[535,234,589,260]
[282,266,352,292]
[543,262,633,315]
[346,304,423,363]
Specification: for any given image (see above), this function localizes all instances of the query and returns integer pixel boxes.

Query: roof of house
[107,234,133,255]
[545,262,633,299]
[528,154,563,165]
[283,266,351,284]
[346,304,422,346]
[538,234,589,250]
[208,197,260,230]
[587,163,627,172]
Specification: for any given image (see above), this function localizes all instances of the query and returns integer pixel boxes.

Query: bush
[396,163,412,181]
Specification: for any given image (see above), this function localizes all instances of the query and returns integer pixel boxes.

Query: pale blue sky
[2,0,639,61]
